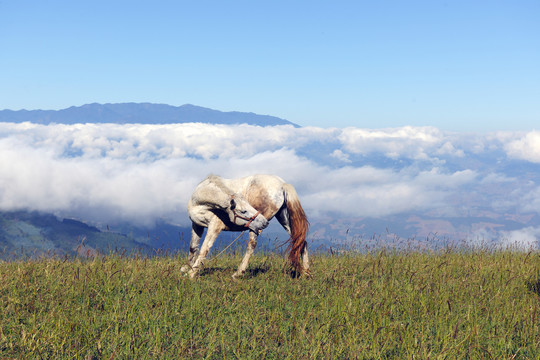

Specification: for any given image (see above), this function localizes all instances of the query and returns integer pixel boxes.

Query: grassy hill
[1,249,539,359]
[0,211,153,259]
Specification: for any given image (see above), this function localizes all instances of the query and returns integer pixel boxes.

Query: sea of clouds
[1,122,539,248]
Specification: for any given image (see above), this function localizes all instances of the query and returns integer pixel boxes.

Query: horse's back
[220,174,283,192]
[248,174,286,188]
[229,174,288,219]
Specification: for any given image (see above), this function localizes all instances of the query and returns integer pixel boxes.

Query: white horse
[181,174,310,278]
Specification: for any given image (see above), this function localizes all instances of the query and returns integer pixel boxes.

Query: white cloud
[520,186,540,214]
[0,122,539,235]
[330,149,351,163]
[504,131,540,163]
[0,138,195,226]
[498,227,540,250]
[338,126,462,160]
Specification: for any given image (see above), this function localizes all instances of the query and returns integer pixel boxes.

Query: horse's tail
[283,183,310,276]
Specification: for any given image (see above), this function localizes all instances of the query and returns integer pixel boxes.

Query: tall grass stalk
[1,250,539,359]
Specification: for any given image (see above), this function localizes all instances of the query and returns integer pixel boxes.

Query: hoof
[302,268,313,279]
[232,271,244,280]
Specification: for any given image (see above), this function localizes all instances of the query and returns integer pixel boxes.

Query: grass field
[1,248,539,359]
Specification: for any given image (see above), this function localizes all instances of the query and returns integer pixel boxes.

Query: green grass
[1,249,539,359]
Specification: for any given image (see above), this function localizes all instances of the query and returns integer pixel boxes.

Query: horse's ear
[230,198,236,210]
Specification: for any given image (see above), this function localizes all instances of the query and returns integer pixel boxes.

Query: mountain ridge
[0,103,299,127]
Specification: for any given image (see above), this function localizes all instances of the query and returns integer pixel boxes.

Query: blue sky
[1,1,539,131]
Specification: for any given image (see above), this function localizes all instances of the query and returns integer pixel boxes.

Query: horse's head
[227,196,269,232]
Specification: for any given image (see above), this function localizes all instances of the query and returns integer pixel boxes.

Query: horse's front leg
[188,220,225,278]
[181,223,204,274]
[232,230,258,279]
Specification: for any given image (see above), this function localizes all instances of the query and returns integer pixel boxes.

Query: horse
[181,174,310,279]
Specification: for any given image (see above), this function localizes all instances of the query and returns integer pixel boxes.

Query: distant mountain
[0,103,299,127]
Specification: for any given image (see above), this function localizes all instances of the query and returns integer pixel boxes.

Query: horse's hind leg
[181,224,204,273]
[275,207,291,234]
[188,220,225,278]
[233,230,258,279]
[301,246,311,276]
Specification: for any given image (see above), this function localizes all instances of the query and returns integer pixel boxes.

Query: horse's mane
[206,175,234,196]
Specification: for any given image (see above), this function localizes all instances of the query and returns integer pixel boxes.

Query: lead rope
[206,231,246,264]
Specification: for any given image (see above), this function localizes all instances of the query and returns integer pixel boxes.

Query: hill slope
[0,211,155,259]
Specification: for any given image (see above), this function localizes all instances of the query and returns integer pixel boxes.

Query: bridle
[232,209,261,228]
[229,195,261,228]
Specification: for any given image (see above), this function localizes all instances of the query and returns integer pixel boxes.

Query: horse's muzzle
[249,214,269,232]
[232,209,268,231]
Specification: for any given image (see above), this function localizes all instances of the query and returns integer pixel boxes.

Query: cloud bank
[1,122,539,248]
